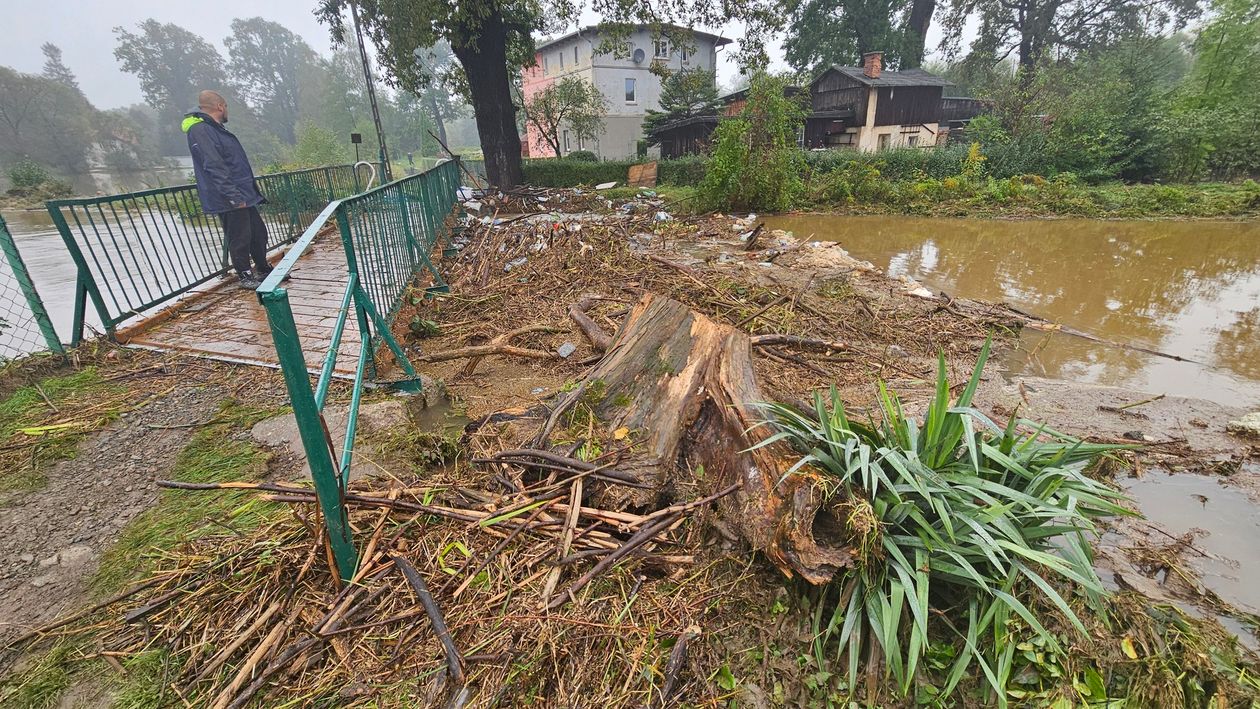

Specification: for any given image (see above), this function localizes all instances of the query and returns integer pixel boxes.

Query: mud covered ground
[0,191,1256,706]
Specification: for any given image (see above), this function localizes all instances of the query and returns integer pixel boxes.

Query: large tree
[784,0,938,71]
[224,18,317,144]
[40,43,81,93]
[113,20,230,154]
[0,67,94,173]
[940,0,1200,74]
[523,76,606,156]
[316,1,780,187]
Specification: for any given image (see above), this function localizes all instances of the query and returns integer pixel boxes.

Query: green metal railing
[46,163,377,344]
[0,214,64,359]
[257,159,461,580]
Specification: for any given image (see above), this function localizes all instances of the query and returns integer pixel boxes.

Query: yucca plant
[755,340,1132,704]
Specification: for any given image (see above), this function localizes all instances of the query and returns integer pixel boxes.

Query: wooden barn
[648,52,989,156]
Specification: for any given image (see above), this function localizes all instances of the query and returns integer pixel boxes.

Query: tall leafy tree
[224,18,317,144]
[643,68,721,137]
[316,0,782,187]
[940,0,1200,74]
[113,20,230,153]
[0,67,94,172]
[522,76,606,156]
[40,43,80,93]
[784,0,937,71]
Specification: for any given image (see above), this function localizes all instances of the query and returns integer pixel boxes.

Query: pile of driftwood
[6,429,760,707]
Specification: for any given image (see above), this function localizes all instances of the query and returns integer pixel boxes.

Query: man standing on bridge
[183,90,273,290]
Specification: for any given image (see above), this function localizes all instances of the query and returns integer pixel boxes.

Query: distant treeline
[0,19,480,181]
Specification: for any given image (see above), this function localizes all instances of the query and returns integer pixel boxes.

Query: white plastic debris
[464,200,483,212]
[504,256,528,272]
[595,181,617,190]
[654,211,672,222]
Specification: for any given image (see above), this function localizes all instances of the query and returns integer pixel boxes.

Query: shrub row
[520,145,1083,191]
[520,155,709,188]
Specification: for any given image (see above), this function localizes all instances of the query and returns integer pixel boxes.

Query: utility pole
[350,1,392,182]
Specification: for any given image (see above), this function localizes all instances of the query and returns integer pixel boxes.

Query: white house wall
[528,29,724,159]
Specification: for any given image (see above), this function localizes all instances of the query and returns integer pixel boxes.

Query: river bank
[1,194,1257,706]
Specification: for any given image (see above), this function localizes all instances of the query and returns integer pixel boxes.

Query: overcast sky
[2,1,949,111]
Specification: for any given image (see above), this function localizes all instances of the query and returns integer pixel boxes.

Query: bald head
[198,90,228,123]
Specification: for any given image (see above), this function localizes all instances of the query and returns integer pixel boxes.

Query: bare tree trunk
[902,0,936,68]
[545,293,852,584]
[425,91,449,157]
[451,9,523,187]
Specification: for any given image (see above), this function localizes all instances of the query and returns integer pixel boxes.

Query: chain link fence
[0,214,63,361]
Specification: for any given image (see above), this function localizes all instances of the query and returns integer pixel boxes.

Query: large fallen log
[540,292,852,584]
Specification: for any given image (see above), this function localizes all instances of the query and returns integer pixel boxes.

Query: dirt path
[0,384,225,646]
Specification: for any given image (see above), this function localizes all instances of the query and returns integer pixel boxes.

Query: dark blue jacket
[183,111,264,215]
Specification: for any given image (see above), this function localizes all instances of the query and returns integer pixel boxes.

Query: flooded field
[763,215,1260,408]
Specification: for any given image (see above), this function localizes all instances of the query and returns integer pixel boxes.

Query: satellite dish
[632,47,646,64]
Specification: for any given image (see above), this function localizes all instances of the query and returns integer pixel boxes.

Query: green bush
[700,73,807,212]
[521,157,706,188]
[567,150,598,162]
[521,159,634,187]
[6,160,51,190]
[805,147,969,181]
[658,156,707,185]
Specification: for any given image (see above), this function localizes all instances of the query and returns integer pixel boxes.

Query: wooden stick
[656,627,698,707]
[449,503,550,599]
[568,297,613,353]
[546,512,681,611]
[733,294,787,329]
[211,604,303,709]
[751,333,849,351]
[542,476,583,607]
[189,601,283,685]
[743,222,766,252]
[392,555,466,685]
[5,577,160,648]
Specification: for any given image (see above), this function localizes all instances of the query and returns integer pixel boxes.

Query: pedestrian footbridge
[32,159,466,580]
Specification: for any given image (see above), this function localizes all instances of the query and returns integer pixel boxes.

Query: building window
[682,47,691,62]
[563,130,570,152]
[558,51,564,69]
[878,133,891,150]
[574,46,579,64]
[625,77,636,103]
[907,135,919,147]
[577,134,585,150]
[654,39,668,58]
[543,55,549,74]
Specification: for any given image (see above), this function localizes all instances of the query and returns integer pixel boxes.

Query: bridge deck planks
[120,231,365,375]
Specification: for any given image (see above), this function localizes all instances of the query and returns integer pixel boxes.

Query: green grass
[0,641,87,708]
[90,400,284,594]
[0,368,122,496]
[803,172,1260,219]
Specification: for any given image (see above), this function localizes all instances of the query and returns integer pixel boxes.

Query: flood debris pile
[5,190,1259,706]
[406,195,1014,410]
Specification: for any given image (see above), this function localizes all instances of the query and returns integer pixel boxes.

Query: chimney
[862,51,883,79]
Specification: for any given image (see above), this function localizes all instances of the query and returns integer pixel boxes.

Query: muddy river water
[763,215,1260,409]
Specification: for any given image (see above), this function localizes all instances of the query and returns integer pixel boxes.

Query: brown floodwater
[763,215,1260,408]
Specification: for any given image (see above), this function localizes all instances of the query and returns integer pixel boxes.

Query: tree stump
[544,292,852,584]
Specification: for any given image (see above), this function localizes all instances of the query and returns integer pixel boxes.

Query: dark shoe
[237,270,264,290]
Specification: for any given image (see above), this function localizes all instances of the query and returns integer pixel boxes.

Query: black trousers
[219,206,270,275]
